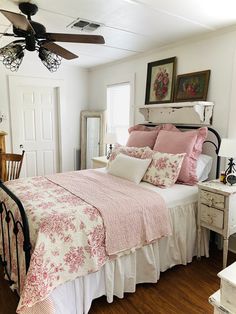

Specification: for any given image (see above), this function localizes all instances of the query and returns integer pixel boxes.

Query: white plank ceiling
[1,0,236,68]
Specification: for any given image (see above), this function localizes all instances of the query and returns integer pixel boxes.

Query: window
[106,82,131,145]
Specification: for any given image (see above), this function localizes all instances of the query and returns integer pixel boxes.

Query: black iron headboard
[142,124,221,179]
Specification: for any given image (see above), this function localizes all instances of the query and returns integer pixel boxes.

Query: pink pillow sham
[126,130,159,148]
[126,124,178,149]
[161,123,179,131]
[128,124,161,133]
[153,127,208,185]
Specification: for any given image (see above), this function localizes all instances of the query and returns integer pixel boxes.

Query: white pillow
[107,153,151,184]
[196,154,213,182]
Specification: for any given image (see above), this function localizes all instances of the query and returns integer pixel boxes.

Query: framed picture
[145,57,176,105]
[175,70,210,102]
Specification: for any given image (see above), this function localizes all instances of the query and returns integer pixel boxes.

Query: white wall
[88,28,236,139]
[0,55,88,172]
[88,29,236,251]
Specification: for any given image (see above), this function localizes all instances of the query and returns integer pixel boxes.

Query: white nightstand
[197,180,236,268]
[91,156,108,169]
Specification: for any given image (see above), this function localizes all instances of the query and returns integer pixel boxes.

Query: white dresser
[209,262,236,313]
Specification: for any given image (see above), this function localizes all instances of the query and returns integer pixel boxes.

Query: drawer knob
[209,197,213,206]
[207,213,213,222]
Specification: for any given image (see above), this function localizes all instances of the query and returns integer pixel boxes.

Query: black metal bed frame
[0,124,221,290]
[0,182,31,290]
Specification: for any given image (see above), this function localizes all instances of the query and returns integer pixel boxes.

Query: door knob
[20,144,24,149]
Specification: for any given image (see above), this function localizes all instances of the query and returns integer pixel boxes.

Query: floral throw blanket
[0,170,171,313]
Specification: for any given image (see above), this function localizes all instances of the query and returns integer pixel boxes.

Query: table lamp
[104,133,117,159]
[218,138,236,182]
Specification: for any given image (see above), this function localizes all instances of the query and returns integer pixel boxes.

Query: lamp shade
[104,133,117,144]
[218,138,236,157]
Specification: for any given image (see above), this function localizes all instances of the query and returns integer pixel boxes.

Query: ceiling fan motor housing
[30,21,46,35]
[25,34,35,51]
[18,3,46,36]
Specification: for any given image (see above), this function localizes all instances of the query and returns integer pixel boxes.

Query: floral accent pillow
[143,151,186,188]
[141,146,154,159]
[153,127,208,185]
[108,145,150,168]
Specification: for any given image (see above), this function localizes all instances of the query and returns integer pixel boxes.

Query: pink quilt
[47,170,172,255]
[0,170,171,313]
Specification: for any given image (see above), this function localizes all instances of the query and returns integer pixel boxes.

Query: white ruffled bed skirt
[50,202,209,314]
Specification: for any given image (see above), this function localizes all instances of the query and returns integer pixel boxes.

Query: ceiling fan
[0,2,105,72]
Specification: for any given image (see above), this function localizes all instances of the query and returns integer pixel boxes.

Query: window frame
[106,80,134,145]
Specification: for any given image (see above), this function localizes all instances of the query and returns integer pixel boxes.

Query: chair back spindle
[0,151,25,181]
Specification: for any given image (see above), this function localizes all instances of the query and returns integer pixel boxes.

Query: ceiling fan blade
[0,9,35,33]
[0,33,15,36]
[41,42,78,60]
[45,33,105,44]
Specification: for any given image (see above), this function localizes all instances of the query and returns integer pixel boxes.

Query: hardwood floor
[0,246,235,314]
[0,266,19,314]
[90,245,234,314]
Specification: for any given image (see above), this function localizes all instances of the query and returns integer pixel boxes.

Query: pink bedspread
[0,170,171,313]
[47,170,172,255]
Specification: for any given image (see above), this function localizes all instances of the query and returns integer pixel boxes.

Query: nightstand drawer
[201,204,224,229]
[200,190,225,210]
[92,160,106,169]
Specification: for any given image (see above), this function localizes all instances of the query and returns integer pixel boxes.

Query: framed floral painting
[174,70,210,102]
[145,57,176,105]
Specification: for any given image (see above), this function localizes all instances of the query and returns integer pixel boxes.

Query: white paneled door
[9,77,60,178]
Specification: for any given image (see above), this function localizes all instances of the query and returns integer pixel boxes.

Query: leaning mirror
[80,110,106,169]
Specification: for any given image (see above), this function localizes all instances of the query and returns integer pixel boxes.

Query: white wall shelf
[139,101,214,125]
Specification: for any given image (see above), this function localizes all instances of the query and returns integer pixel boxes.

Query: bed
[0,124,221,314]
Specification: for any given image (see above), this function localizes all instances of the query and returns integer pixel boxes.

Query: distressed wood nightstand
[92,156,108,169]
[197,180,236,268]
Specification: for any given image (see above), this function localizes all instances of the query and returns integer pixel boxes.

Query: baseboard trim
[229,248,236,254]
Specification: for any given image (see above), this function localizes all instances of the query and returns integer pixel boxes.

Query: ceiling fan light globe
[0,42,24,71]
[38,47,61,72]
[2,54,23,71]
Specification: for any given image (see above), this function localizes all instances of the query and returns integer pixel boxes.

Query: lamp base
[106,144,113,160]
[223,158,236,184]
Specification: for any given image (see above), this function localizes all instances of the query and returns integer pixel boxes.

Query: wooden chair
[0,151,25,182]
